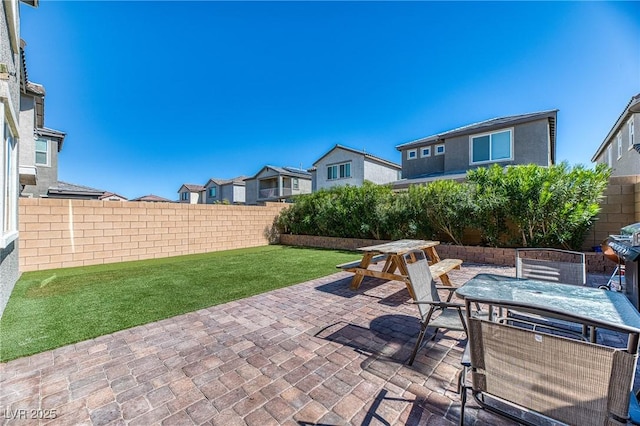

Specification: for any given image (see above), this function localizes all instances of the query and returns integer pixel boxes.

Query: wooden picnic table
[337,239,462,297]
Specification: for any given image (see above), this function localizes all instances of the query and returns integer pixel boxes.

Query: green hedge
[275,163,611,250]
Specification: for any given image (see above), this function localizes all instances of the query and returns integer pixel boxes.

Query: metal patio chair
[511,248,590,339]
[402,250,468,365]
[459,300,637,426]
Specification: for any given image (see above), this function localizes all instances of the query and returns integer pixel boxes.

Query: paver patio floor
[0,263,623,425]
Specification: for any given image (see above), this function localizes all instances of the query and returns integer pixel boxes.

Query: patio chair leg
[408,326,428,366]
[430,328,439,341]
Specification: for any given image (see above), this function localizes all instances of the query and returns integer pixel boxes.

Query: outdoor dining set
[338,239,640,426]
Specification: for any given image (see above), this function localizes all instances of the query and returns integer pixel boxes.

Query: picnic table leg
[350,253,374,290]
[424,247,455,286]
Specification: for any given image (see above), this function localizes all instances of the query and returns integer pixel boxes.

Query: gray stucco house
[245,166,312,205]
[19,80,67,198]
[591,93,640,177]
[394,110,558,188]
[1,0,39,318]
[309,144,401,191]
[204,176,246,204]
[178,184,205,204]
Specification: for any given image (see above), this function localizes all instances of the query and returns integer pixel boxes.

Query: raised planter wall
[279,234,614,274]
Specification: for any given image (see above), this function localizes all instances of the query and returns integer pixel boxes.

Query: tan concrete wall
[19,198,286,272]
[583,175,640,250]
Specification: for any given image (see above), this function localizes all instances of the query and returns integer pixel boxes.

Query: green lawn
[0,245,359,362]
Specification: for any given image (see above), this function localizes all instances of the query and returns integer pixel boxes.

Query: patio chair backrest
[516,248,586,286]
[467,316,635,426]
[402,250,440,321]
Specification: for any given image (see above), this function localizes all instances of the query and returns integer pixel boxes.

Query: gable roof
[204,176,248,187]
[47,181,106,197]
[131,194,172,202]
[396,110,558,152]
[99,192,128,201]
[591,93,640,161]
[178,184,205,193]
[247,165,312,180]
[311,144,401,170]
[36,127,66,151]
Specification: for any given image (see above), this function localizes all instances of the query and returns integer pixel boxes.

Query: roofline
[247,165,312,180]
[396,110,559,151]
[36,127,66,151]
[591,94,640,162]
[312,144,401,170]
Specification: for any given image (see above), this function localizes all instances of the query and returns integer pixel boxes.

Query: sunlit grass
[0,245,359,362]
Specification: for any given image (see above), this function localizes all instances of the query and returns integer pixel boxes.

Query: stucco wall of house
[400,119,552,179]
[594,114,639,177]
[220,184,234,203]
[18,94,34,165]
[245,179,258,205]
[363,159,400,185]
[232,185,245,203]
[0,1,22,319]
[22,137,60,197]
[18,198,287,271]
[204,183,219,204]
[314,149,363,190]
[402,147,445,179]
[445,119,551,172]
[293,177,312,196]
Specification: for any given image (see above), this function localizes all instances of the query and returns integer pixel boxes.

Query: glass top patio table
[456,273,640,340]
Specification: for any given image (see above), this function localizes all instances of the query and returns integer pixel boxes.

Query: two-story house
[18,79,66,197]
[591,93,640,177]
[1,0,39,317]
[394,110,558,188]
[177,184,205,204]
[244,166,312,205]
[309,144,401,191]
[203,176,246,204]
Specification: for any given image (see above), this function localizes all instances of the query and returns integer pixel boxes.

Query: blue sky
[20,1,640,201]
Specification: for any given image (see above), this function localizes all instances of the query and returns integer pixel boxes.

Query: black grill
[607,230,640,309]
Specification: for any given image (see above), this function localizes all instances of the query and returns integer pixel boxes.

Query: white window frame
[630,117,635,150]
[420,147,431,158]
[435,144,445,156]
[607,145,612,167]
[1,117,18,248]
[406,149,417,160]
[617,132,623,160]
[469,128,513,165]
[327,161,351,180]
[35,138,50,166]
[292,178,299,190]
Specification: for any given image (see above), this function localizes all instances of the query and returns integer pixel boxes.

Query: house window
[607,145,612,167]
[292,178,299,190]
[407,149,417,160]
[617,132,623,160]
[2,122,17,243]
[470,129,512,164]
[630,117,635,149]
[209,187,216,197]
[420,147,431,158]
[435,144,445,156]
[181,192,189,201]
[327,162,351,180]
[35,138,48,166]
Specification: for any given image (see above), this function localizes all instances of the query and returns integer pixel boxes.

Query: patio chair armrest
[436,286,457,292]
[461,343,471,367]
[412,301,465,309]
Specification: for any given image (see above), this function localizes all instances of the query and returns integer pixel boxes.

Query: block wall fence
[18,199,286,272]
[582,175,640,250]
[17,175,639,273]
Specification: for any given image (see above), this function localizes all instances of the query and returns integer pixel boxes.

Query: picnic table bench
[337,239,463,298]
